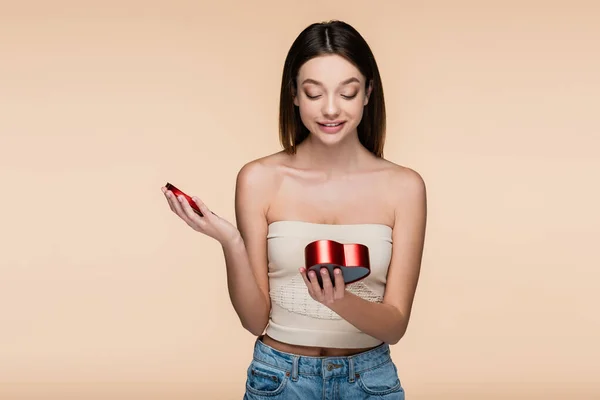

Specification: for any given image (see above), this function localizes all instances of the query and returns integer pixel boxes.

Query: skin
[161,54,427,357]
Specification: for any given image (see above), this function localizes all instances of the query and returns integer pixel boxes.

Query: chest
[268,173,394,225]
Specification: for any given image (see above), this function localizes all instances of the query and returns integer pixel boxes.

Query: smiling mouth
[318,122,344,127]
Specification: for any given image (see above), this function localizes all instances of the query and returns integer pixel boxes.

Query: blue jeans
[244,337,405,399]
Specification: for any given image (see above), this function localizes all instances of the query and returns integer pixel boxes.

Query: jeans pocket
[245,360,289,397]
[357,360,404,397]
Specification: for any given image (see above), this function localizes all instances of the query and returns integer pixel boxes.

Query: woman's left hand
[299,267,346,306]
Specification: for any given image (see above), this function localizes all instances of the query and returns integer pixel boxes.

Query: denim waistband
[251,337,393,380]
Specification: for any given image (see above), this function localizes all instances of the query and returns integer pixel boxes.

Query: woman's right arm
[162,160,273,336]
[222,160,272,336]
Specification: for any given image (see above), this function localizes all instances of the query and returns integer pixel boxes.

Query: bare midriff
[261,334,377,357]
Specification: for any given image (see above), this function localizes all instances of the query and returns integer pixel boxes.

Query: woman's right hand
[161,186,241,246]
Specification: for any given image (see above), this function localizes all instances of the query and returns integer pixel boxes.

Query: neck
[294,132,369,177]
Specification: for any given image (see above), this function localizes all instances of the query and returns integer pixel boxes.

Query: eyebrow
[301,77,361,86]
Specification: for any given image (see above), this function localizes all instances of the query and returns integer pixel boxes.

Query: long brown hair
[279,20,386,157]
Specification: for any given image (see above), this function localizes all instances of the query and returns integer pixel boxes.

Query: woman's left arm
[300,169,427,344]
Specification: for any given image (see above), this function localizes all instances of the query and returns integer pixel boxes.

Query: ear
[292,86,299,106]
[364,80,373,106]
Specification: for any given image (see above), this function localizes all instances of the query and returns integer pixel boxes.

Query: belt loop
[291,356,299,382]
[348,356,355,383]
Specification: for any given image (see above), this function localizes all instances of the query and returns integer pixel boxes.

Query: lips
[317,121,346,134]
[318,121,344,126]
[305,239,370,287]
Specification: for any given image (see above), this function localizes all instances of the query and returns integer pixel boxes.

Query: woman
[161,20,427,399]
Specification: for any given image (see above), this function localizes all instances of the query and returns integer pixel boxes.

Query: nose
[321,95,341,118]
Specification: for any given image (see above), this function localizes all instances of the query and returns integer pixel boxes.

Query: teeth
[323,123,341,127]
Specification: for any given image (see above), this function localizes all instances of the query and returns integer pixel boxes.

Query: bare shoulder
[236,151,286,189]
[235,151,287,216]
[392,162,425,196]
[377,159,427,209]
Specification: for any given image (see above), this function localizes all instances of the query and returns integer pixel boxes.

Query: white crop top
[265,220,393,348]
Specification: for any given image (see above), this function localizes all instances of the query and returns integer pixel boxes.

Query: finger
[171,194,195,226]
[320,267,334,304]
[166,191,186,217]
[333,268,345,299]
[299,268,315,297]
[163,190,176,212]
[191,196,212,219]
[177,195,207,228]
[308,270,324,301]
[177,194,203,221]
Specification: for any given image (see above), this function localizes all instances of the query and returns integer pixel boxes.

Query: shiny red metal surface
[165,182,203,216]
[342,243,370,270]
[304,239,371,285]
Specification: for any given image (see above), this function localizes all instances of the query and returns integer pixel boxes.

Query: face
[294,54,372,145]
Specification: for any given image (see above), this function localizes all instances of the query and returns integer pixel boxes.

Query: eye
[306,93,321,99]
[341,93,358,99]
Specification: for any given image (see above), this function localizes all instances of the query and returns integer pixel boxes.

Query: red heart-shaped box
[305,239,370,286]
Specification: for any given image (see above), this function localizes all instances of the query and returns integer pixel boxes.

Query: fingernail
[321,269,327,275]
[335,269,340,275]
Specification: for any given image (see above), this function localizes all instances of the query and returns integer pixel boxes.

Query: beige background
[1,1,599,399]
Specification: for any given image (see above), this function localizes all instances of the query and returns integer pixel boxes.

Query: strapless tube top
[265,220,393,348]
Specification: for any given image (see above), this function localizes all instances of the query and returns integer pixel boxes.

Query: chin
[311,131,346,145]
[312,126,357,143]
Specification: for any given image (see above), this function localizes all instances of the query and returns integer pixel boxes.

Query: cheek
[297,101,321,122]
[344,101,366,121]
